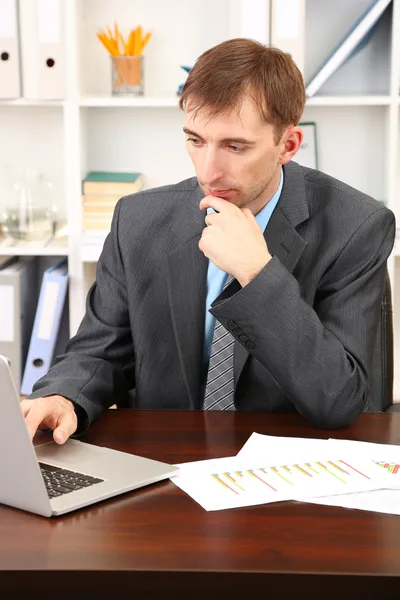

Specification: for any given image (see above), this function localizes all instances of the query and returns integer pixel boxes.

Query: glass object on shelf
[111,56,144,96]
[0,166,59,242]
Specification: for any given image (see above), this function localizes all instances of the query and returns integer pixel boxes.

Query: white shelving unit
[2,0,400,397]
[0,244,67,256]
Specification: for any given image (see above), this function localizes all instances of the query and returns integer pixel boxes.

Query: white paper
[170,446,394,512]
[38,0,61,44]
[306,439,400,515]
[274,0,301,39]
[327,439,400,475]
[239,435,400,516]
[0,0,16,38]
[0,285,14,342]
[37,281,59,340]
[306,490,400,516]
[237,432,330,458]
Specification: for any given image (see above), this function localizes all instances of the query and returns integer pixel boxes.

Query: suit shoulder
[120,176,198,209]
[114,176,200,240]
[302,166,391,219]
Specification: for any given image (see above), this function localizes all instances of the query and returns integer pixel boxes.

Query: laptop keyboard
[39,462,104,498]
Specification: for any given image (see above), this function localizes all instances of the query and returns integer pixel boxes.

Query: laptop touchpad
[35,439,108,468]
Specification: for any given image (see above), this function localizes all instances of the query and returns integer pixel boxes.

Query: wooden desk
[1,410,400,599]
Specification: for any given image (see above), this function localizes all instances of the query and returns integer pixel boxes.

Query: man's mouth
[206,188,233,198]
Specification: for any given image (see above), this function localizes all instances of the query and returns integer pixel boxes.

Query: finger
[21,400,51,433]
[53,411,77,445]
[242,207,256,221]
[24,403,52,440]
[205,212,219,226]
[199,196,230,212]
[20,399,34,418]
[242,207,262,232]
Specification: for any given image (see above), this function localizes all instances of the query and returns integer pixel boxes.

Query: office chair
[367,270,397,412]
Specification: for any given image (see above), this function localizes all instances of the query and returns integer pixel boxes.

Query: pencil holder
[111,56,144,95]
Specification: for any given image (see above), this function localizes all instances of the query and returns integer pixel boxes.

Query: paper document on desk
[305,439,400,515]
[236,432,331,457]
[238,434,400,516]
[170,441,394,512]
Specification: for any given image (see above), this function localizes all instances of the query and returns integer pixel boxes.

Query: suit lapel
[166,184,207,407]
[233,161,310,385]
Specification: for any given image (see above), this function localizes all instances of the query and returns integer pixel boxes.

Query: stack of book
[82,171,143,232]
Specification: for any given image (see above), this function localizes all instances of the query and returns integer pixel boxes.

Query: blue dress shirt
[203,168,284,367]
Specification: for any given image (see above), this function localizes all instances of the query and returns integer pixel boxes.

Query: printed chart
[172,454,392,511]
[376,462,400,474]
[212,459,371,496]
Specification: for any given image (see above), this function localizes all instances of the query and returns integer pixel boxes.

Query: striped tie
[203,276,235,411]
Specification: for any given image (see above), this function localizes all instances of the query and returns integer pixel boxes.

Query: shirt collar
[254,167,284,232]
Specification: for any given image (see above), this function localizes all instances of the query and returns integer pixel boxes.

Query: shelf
[0,239,68,257]
[0,96,392,109]
[79,96,180,108]
[0,98,65,107]
[306,96,391,106]
[79,95,394,109]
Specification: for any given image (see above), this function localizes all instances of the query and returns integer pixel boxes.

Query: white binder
[0,0,21,99]
[19,0,65,100]
[270,0,305,73]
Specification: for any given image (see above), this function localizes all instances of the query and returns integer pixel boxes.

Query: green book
[84,171,141,183]
[82,171,143,196]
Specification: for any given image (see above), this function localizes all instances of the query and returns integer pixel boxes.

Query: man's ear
[278,126,304,165]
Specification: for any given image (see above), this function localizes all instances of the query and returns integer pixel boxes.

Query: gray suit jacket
[30,161,395,430]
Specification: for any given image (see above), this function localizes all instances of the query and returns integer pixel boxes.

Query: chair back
[366,271,393,411]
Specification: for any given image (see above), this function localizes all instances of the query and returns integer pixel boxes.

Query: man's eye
[229,145,244,153]
[187,137,201,145]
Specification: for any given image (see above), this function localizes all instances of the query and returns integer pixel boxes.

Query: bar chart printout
[171,455,392,511]
[212,459,370,497]
[306,459,400,515]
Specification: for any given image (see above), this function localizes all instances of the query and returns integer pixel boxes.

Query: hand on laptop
[20,395,77,444]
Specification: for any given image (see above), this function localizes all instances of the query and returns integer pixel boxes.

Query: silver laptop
[0,355,179,517]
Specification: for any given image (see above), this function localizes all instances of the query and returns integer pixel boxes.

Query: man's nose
[199,150,224,186]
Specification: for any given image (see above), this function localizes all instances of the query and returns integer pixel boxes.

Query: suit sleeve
[29,199,134,432]
[210,207,396,429]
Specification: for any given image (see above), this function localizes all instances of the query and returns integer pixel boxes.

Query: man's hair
[179,38,306,144]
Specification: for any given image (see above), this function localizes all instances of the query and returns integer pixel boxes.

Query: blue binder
[21,260,69,395]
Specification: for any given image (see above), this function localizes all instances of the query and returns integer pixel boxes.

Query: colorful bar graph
[248,469,277,491]
[293,464,313,477]
[224,472,246,492]
[377,461,400,475]
[270,466,293,485]
[209,457,376,498]
[339,460,370,480]
[211,474,239,495]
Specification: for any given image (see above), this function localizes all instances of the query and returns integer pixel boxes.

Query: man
[22,38,395,443]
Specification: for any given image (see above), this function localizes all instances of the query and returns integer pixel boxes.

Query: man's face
[183,96,285,213]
